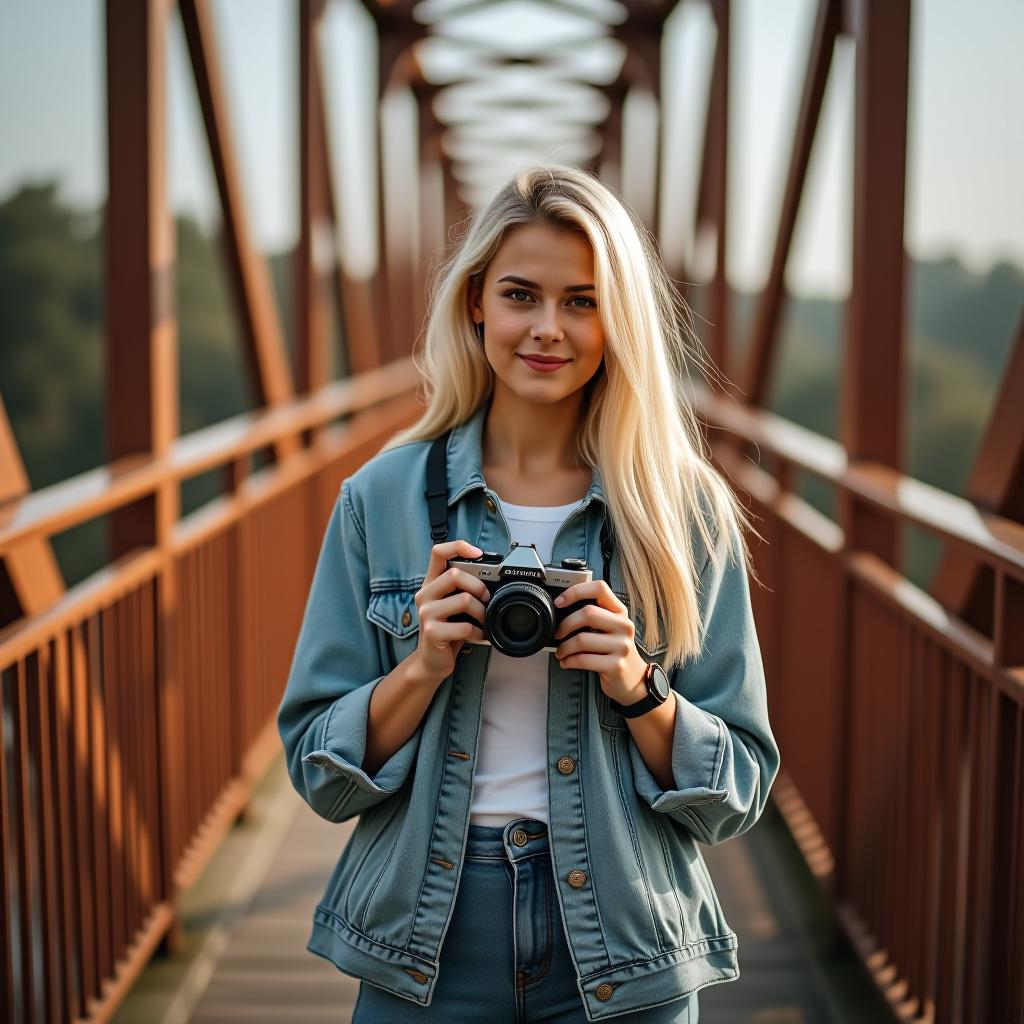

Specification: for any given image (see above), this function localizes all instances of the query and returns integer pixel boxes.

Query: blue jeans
[352,818,700,1023]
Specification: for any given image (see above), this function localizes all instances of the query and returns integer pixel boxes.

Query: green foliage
[1,182,1021,591]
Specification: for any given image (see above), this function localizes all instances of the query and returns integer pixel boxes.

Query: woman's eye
[504,288,532,302]
[569,296,596,309]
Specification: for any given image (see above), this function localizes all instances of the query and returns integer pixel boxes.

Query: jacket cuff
[301,676,421,799]
[628,692,730,813]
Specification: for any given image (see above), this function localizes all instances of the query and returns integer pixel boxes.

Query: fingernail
[554,596,564,606]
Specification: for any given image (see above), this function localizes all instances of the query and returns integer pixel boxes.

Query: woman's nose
[532,303,565,342]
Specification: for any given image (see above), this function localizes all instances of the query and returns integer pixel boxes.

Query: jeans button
[557,756,576,774]
[511,828,528,847]
[595,983,614,1001]
[485,496,497,513]
[567,869,587,888]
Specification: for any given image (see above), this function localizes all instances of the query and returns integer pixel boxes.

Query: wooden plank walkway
[114,756,891,1023]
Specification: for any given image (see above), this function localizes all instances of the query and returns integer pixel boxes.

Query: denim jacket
[276,400,780,1020]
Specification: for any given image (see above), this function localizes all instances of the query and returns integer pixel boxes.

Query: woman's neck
[481,390,592,506]
[481,389,587,477]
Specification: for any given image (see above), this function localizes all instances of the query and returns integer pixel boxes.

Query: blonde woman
[277,164,780,1022]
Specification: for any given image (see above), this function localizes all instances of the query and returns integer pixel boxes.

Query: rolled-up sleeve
[276,479,421,823]
[629,514,780,845]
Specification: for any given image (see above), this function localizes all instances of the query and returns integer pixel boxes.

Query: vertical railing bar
[13,658,37,1021]
[0,665,16,1024]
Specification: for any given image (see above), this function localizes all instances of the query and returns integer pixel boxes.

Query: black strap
[600,511,614,592]
[424,428,615,585]
[426,431,451,543]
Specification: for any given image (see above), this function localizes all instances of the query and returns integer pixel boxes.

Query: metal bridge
[1,1,1021,1022]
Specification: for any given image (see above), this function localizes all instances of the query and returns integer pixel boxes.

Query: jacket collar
[445,399,606,509]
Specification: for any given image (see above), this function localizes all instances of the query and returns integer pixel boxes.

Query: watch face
[648,663,671,701]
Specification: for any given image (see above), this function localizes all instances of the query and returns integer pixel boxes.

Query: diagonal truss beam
[931,313,1024,625]
[0,398,65,626]
[180,0,299,460]
[739,0,841,403]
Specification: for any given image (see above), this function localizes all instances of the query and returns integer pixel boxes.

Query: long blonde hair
[382,163,760,667]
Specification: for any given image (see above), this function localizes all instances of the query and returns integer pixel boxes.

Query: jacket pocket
[366,577,423,668]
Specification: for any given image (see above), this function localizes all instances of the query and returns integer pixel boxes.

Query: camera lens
[486,582,554,657]
[504,603,539,641]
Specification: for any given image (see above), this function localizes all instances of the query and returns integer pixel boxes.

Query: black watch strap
[609,662,667,719]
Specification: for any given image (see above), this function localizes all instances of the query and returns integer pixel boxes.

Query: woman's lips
[518,354,570,373]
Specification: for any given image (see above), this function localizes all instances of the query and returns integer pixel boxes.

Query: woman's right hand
[411,540,491,685]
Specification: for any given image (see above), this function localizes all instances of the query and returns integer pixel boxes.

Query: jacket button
[485,496,497,513]
[511,828,528,846]
[401,610,412,627]
[557,756,576,775]
[567,869,587,888]
[595,983,614,1001]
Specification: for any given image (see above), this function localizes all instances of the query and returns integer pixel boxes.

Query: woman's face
[469,222,605,406]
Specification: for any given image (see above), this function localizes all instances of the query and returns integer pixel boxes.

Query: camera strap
[425,430,616,588]
[426,430,452,544]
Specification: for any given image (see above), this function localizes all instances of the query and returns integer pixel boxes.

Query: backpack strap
[425,431,451,544]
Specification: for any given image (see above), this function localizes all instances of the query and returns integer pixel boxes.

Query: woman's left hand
[553,580,649,705]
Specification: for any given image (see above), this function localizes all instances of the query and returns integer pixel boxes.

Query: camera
[446,542,599,658]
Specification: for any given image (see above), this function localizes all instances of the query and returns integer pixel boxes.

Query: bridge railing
[698,388,1024,1024]
[0,360,421,1024]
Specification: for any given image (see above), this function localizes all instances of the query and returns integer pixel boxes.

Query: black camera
[446,542,599,658]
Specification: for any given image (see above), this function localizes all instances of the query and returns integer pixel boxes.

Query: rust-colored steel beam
[611,25,664,237]
[369,15,427,362]
[413,79,446,349]
[837,0,911,561]
[105,0,186,962]
[740,0,841,404]
[179,0,299,465]
[702,0,731,380]
[375,23,430,361]
[298,0,336,395]
[931,313,1024,632]
[0,399,65,627]
[596,80,627,192]
[316,38,383,376]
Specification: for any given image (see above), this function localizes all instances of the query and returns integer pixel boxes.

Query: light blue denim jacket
[276,400,780,1020]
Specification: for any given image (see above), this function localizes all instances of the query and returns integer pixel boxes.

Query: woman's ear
[467,279,483,324]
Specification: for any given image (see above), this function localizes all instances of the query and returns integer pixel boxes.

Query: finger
[555,630,623,659]
[424,590,488,628]
[424,620,487,647]
[556,651,613,673]
[425,540,482,585]
[420,566,491,606]
[553,604,629,641]
[554,579,626,613]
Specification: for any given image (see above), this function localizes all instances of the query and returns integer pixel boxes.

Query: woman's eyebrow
[496,274,595,293]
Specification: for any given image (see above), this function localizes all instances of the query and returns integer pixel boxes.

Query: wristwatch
[608,661,671,718]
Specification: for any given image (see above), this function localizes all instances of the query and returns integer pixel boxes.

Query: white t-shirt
[469,493,586,828]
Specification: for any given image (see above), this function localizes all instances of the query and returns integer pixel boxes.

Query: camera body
[447,542,599,658]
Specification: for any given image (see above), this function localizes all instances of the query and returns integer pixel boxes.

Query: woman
[277,164,780,1022]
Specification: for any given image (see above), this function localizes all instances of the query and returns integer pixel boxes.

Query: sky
[1,0,1022,298]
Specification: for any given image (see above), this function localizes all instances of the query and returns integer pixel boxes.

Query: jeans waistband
[465,818,549,862]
